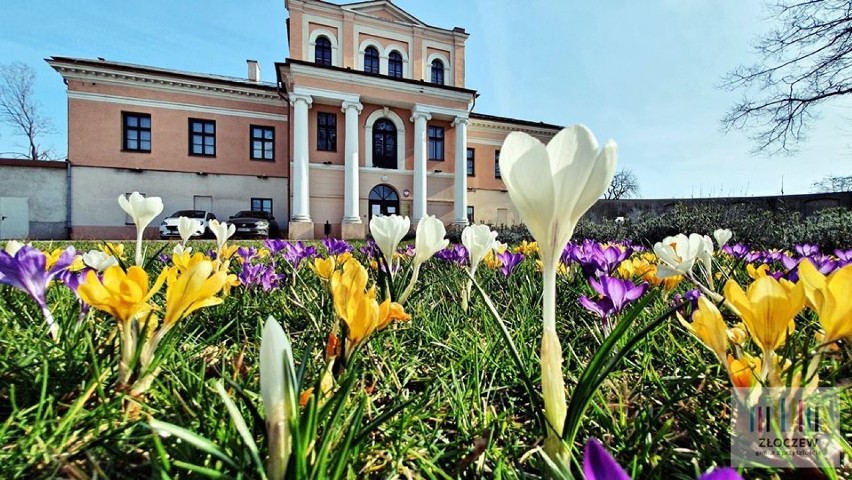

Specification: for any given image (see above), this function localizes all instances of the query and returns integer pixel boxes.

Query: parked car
[229,210,281,239]
[159,210,216,239]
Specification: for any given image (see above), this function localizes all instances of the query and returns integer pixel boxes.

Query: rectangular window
[317,112,337,152]
[495,150,501,178]
[428,126,444,161]
[250,125,275,161]
[189,119,216,157]
[466,148,475,176]
[251,198,273,214]
[467,206,475,224]
[123,112,151,152]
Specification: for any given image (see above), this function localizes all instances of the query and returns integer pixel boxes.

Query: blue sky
[1,0,850,198]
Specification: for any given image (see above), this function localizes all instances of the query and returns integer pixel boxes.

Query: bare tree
[721,0,852,153]
[0,62,55,160]
[604,168,640,200]
[811,174,852,192]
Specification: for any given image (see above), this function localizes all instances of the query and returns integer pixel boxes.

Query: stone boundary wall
[0,158,69,239]
[587,192,852,221]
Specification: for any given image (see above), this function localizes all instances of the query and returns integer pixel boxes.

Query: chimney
[247,59,260,82]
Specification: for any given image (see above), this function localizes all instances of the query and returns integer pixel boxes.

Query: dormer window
[388,51,403,78]
[430,59,444,85]
[364,47,380,74]
[315,36,332,66]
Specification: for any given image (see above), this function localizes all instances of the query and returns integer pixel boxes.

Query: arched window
[368,184,400,219]
[388,51,403,78]
[372,119,397,169]
[431,59,444,85]
[364,46,380,74]
[315,36,332,66]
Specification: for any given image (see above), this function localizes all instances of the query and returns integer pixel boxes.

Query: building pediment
[341,1,427,27]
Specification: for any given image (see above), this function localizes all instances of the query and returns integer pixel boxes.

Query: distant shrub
[483,203,851,250]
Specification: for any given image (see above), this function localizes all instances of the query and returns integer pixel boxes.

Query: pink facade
[50,0,560,240]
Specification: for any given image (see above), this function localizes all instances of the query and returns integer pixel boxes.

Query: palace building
[49,0,560,240]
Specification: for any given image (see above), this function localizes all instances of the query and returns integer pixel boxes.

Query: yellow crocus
[746,263,769,279]
[100,242,126,261]
[512,240,539,256]
[728,353,761,389]
[78,265,166,324]
[310,257,336,280]
[330,259,409,357]
[377,298,411,330]
[727,324,749,346]
[483,250,502,270]
[163,256,229,327]
[679,296,728,366]
[331,260,378,343]
[335,252,352,265]
[724,277,804,353]
[797,260,852,343]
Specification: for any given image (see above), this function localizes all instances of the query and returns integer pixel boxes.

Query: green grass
[0,240,849,479]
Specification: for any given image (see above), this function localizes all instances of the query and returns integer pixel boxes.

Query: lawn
[0,227,849,479]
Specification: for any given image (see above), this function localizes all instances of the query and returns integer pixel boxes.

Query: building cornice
[282,59,475,105]
[469,113,562,137]
[68,91,288,122]
[47,57,283,105]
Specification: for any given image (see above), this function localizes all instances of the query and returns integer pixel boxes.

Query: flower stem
[135,226,144,266]
[397,262,421,305]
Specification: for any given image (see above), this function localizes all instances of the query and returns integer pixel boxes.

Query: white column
[452,117,469,225]
[410,109,431,224]
[342,100,363,224]
[289,93,312,222]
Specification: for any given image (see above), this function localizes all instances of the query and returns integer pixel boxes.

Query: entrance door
[367,184,400,219]
[0,197,29,239]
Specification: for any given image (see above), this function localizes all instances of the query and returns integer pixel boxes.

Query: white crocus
[369,214,410,277]
[4,240,27,255]
[697,234,715,288]
[177,216,204,245]
[461,224,499,277]
[82,250,118,272]
[653,233,706,278]
[260,316,298,479]
[398,215,448,304]
[118,191,164,266]
[713,228,732,249]
[173,243,192,255]
[208,219,235,253]
[499,125,616,463]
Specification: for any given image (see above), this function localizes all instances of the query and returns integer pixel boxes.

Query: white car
[159,210,216,239]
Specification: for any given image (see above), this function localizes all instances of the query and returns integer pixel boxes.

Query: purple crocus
[671,289,702,320]
[579,275,648,326]
[496,250,523,277]
[835,248,852,267]
[434,244,468,265]
[584,438,742,480]
[795,243,820,257]
[0,245,76,338]
[359,239,379,259]
[397,243,416,257]
[563,240,632,278]
[322,237,353,256]
[263,238,288,255]
[266,241,317,270]
[238,262,283,291]
[58,267,93,324]
[721,243,750,260]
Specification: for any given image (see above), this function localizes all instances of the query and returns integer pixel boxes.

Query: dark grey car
[229,210,281,239]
